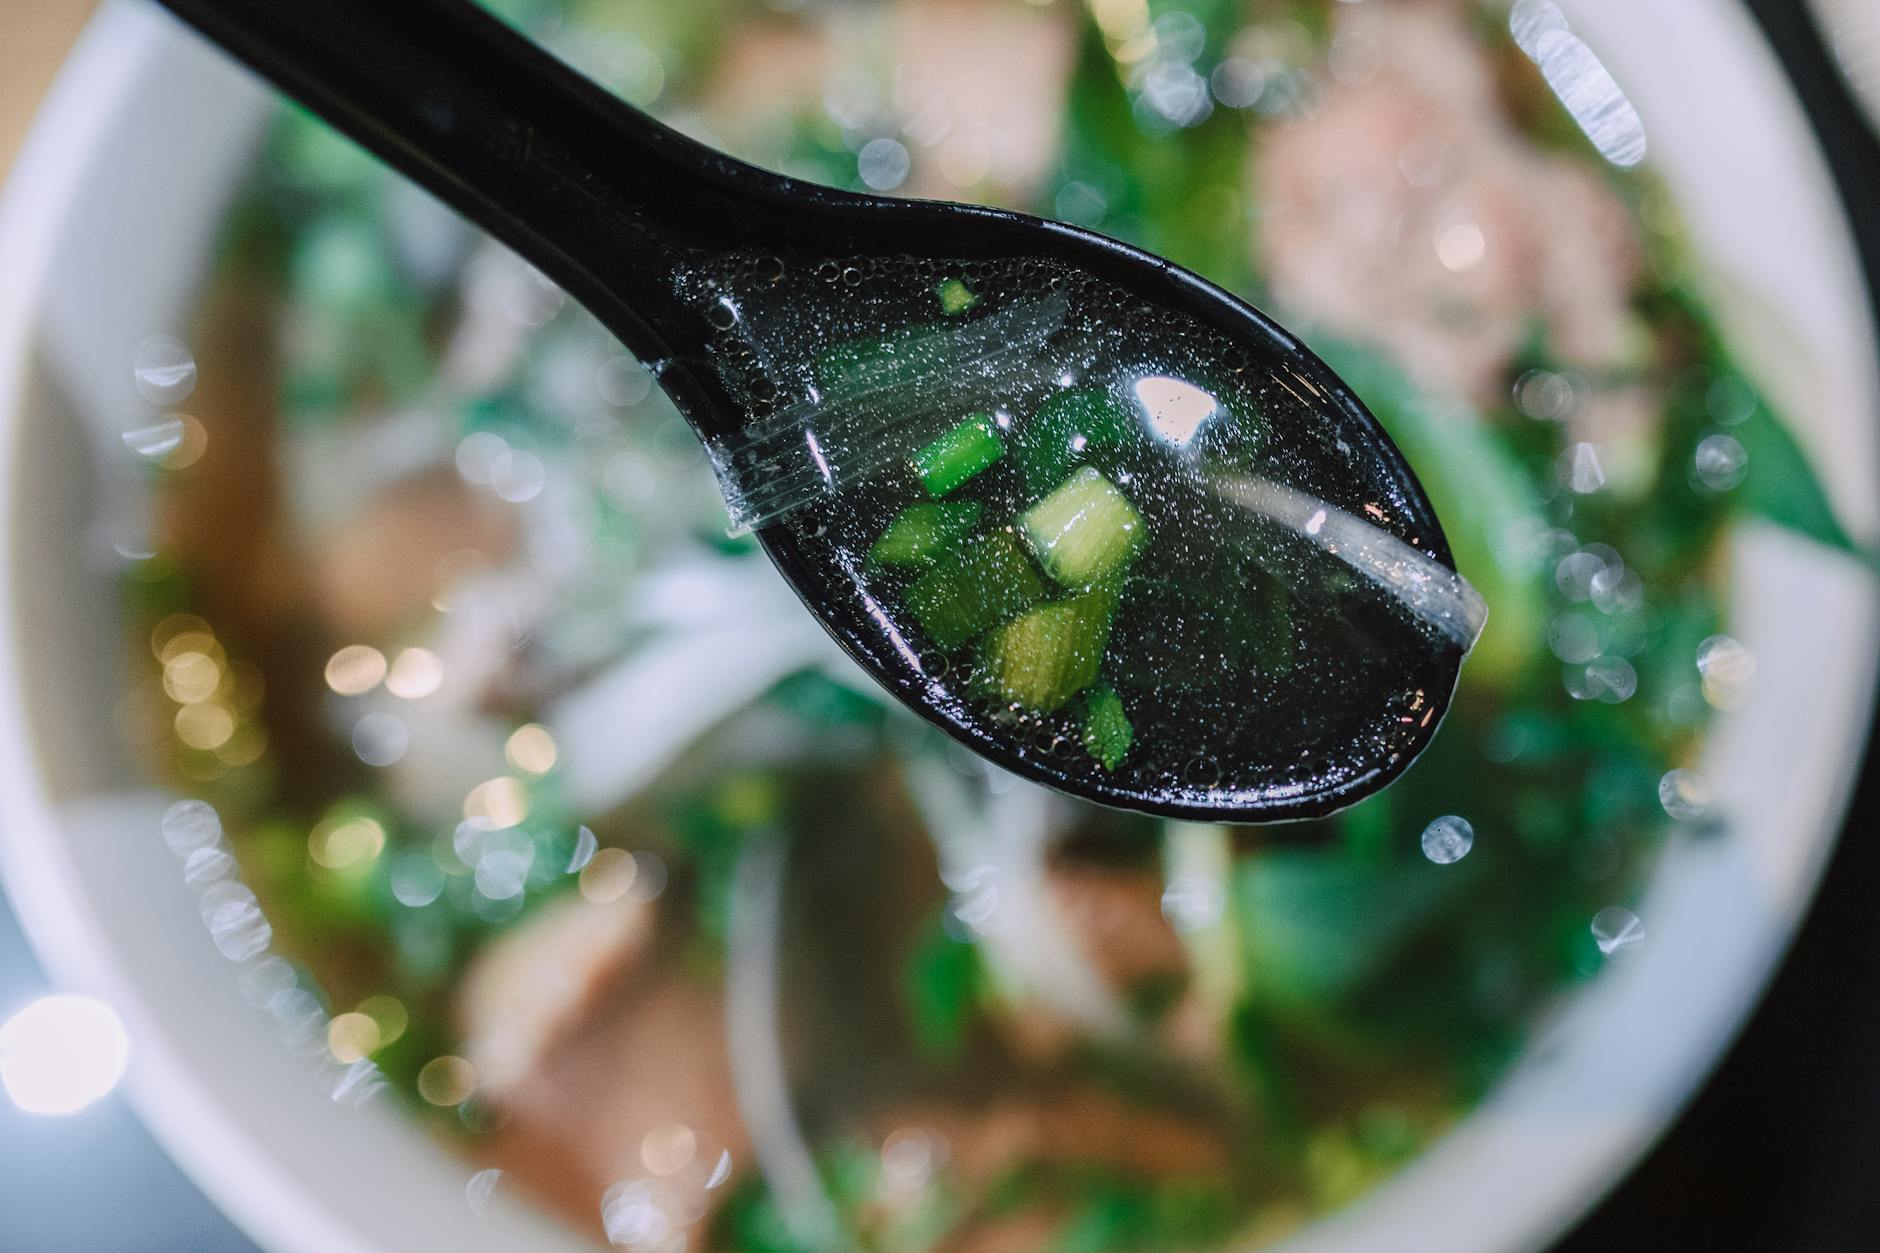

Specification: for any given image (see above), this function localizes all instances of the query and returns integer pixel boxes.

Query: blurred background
[3,11,254,1251]
[1,1,1878,1251]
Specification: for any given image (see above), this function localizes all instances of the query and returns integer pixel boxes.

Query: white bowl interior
[0,3,1874,1252]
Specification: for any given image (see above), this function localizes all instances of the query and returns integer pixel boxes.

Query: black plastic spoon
[151,0,1485,823]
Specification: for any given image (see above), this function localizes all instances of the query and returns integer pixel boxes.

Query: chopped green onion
[813,322,952,401]
[1016,387,1135,493]
[936,277,980,316]
[1081,682,1134,770]
[1019,467,1146,587]
[983,586,1117,711]
[905,533,1045,650]
[868,501,984,567]
[915,413,1004,496]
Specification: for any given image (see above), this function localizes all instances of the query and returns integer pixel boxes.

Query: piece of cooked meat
[1043,859,1189,992]
[462,898,749,1247]
[874,1086,1232,1190]
[697,0,1074,206]
[936,1206,1072,1253]
[456,890,657,1093]
[893,0,1075,203]
[1258,0,1642,413]
[314,465,518,639]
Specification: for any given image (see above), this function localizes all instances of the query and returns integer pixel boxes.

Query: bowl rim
[0,6,593,1252]
[0,3,1875,1253]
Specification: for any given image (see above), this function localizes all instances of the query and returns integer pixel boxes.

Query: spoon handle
[152,0,779,365]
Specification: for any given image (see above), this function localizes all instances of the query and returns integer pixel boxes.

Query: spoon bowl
[153,0,1482,821]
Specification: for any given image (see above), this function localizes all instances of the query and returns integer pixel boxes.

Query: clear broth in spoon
[681,254,1485,818]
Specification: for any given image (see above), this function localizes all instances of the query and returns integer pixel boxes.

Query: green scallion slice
[936,278,980,315]
[915,413,1004,496]
[1019,467,1146,588]
[869,501,985,567]
[1081,682,1134,770]
[904,532,1045,650]
[983,586,1118,711]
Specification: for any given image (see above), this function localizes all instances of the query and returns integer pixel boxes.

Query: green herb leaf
[1016,387,1137,494]
[1653,283,1872,567]
[1053,15,1255,289]
[1731,386,1864,558]
[905,912,983,1061]
[1237,849,1484,1009]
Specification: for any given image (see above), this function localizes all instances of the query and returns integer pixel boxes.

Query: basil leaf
[1237,850,1484,1010]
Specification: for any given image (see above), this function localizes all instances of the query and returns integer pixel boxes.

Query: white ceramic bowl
[1,3,1875,1252]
